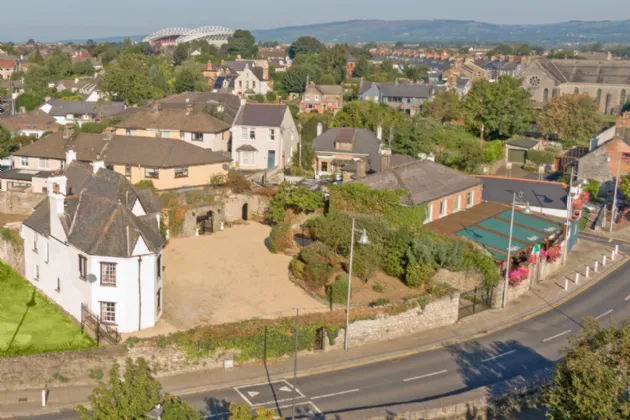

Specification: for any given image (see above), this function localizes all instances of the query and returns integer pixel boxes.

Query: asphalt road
[13,236,630,420]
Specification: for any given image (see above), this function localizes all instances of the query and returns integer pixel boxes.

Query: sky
[1,0,629,42]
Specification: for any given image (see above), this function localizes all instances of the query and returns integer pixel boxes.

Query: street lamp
[297,122,303,171]
[344,218,370,351]
[502,192,531,309]
[606,154,622,233]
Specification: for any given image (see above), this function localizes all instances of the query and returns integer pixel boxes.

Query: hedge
[268,222,292,254]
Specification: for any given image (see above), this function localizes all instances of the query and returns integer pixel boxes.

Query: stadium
[143,26,234,47]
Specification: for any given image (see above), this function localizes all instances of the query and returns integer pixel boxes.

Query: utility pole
[291,308,299,420]
[562,167,574,265]
[610,155,621,233]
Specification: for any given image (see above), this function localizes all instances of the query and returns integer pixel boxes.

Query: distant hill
[56,35,147,44]
[251,19,630,45]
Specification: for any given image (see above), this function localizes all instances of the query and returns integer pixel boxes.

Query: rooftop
[115,106,230,133]
[312,128,381,155]
[233,103,287,127]
[476,176,568,211]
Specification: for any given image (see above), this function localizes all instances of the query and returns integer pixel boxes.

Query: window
[454,195,461,212]
[157,254,162,279]
[100,302,116,324]
[241,127,247,140]
[191,132,203,141]
[424,205,433,224]
[543,88,549,103]
[45,243,49,263]
[145,168,159,179]
[34,264,39,281]
[240,151,256,166]
[245,81,249,89]
[157,288,162,313]
[467,191,474,208]
[39,158,48,169]
[268,129,275,141]
[314,95,319,101]
[239,80,243,88]
[100,262,116,286]
[439,200,447,217]
[252,81,256,89]
[55,278,60,292]
[125,165,131,177]
[20,157,28,167]
[174,167,188,178]
[79,255,87,279]
[321,161,328,172]
[33,232,38,252]
[249,128,255,140]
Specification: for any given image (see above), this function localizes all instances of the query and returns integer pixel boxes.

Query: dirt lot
[0,213,27,226]
[158,223,328,332]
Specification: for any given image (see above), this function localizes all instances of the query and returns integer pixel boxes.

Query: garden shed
[504,137,541,164]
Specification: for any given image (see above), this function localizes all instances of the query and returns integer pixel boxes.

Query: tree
[288,36,325,59]
[258,40,279,48]
[318,73,336,85]
[173,43,188,66]
[228,403,276,420]
[26,38,35,45]
[537,94,603,145]
[222,30,257,58]
[72,60,95,76]
[543,319,630,419]
[76,358,202,420]
[0,126,18,158]
[30,45,44,65]
[280,64,323,93]
[622,101,630,114]
[267,183,324,223]
[23,64,48,96]
[352,57,370,78]
[462,76,533,140]
[16,92,45,111]
[174,63,206,94]
[487,43,514,58]
[332,100,403,135]
[422,90,463,124]
[101,54,153,105]
[265,91,277,102]
[403,64,428,81]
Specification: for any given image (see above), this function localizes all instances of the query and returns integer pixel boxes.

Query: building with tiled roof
[0,110,60,138]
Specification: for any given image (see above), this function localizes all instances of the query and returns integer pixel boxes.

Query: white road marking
[310,388,360,400]
[279,386,292,392]
[252,395,306,408]
[247,391,260,398]
[625,294,630,301]
[481,350,516,363]
[543,329,571,342]
[204,413,231,419]
[234,380,305,407]
[403,369,448,382]
[595,309,614,320]
[276,401,322,414]
[233,387,253,406]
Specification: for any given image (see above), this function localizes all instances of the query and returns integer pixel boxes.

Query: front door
[267,150,276,169]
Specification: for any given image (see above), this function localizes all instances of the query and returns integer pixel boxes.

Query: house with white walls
[21,153,165,333]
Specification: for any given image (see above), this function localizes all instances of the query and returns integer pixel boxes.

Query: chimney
[316,122,323,137]
[63,124,74,139]
[240,97,247,106]
[356,158,367,180]
[104,127,114,140]
[65,150,76,166]
[616,112,630,143]
[377,124,383,141]
[185,103,193,116]
[92,154,106,174]
[47,175,67,215]
[380,147,392,172]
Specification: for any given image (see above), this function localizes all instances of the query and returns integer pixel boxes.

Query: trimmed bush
[290,258,306,280]
[351,246,379,282]
[299,241,336,266]
[326,273,348,305]
[268,222,292,254]
[133,180,157,194]
[304,260,333,288]
[405,262,435,288]
[527,150,557,165]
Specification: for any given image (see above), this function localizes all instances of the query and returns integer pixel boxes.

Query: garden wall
[326,293,460,350]
[0,191,45,215]
[0,230,25,276]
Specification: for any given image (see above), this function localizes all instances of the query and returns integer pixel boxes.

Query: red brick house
[299,82,344,114]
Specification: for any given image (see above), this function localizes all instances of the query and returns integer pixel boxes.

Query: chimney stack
[316,122,323,137]
[356,158,367,180]
[92,154,106,174]
[47,175,67,215]
[185,102,193,116]
[104,127,114,140]
[377,124,383,141]
[616,112,630,143]
[63,124,74,139]
[380,147,392,172]
[65,150,76,166]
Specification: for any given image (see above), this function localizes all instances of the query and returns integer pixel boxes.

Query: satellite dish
[222,163,229,171]
[86,274,97,283]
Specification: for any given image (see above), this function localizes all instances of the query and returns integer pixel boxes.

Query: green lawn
[0,263,95,357]
[601,114,618,124]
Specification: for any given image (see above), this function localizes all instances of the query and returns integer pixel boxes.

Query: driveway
[160,223,327,330]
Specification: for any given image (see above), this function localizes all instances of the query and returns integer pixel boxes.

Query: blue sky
[2,0,629,42]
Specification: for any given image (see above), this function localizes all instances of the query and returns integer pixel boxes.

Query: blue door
[267,150,276,169]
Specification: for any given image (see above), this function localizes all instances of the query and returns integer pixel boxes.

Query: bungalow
[0,110,60,138]
[39,100,125,127]
[359,81,439,115]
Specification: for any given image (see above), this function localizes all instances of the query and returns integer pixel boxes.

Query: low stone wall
[433,269,483,292]
[0,234,24,276]
[327,293,460,350]
[0,191,45,215]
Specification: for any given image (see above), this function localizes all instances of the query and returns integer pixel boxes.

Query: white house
[22,154,165,333]
[231,103,299,171]
[233,67,270,97]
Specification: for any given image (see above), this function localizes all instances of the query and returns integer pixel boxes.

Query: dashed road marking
[543,329,571,342]
[595,309,613,320]
[311,388,360,400]
[481,350,516,363]
[403,370,448,382]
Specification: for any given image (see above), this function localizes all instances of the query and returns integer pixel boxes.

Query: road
[13,236,630,419]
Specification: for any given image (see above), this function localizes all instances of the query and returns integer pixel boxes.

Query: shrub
[527,150,557,165]
[299,241,336,266]
[370,298,390,307]
[380,230,413,277]
[290,258,306,280]
[583,179,601,199]
[303,260,333,288]
[372,281,385,293]
[210,173,226,185]
[351,246,379,282]
[268,222,292,254]
[266,91,277,103]
[326,273,348,304]
[226,171,252,194]
[133,180,157,194]
[405,262,435,288]
[483,140,503,163]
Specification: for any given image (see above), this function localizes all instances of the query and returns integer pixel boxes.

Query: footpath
[0,239,626,418]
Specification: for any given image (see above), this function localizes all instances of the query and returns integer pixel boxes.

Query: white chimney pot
[65,150,76,166]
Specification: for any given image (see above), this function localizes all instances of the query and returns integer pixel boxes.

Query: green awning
[456,226,528,257]
[477,218,546,244]
[496,211,561,234]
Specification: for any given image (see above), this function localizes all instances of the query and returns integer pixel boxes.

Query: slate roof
[380,83,436,99]
[115,107,230,133]
[250,67,265,81]
[14,132,231,168]
[341,153,415,174]
[0,110,57,132]
[354,159,483,205]
[506,137,539,149]
[233,103,287,127]
[159,92,241,125]
[314,84,344,95]
[0,168,50,181]
[236,144,258,152]
[45,100,125,117]
[537,59,630,85]
[24,161,164,258]
[312,128,381,155]
[476,176,568,211]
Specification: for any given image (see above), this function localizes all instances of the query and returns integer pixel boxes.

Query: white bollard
[564,278,569,291]
[42,389,46,407]
[594,261,599,272]
[615,244,619,255]
[612,250,616,261]
[603,255,607,266]
[575,272,580,285]
[586,266,590,278]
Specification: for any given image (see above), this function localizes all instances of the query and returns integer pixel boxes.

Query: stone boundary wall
[0,235,25,276]
[327,293,460,350]
[0,191,45,215]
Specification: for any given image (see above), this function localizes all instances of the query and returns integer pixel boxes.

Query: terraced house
[115,103,231,151]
